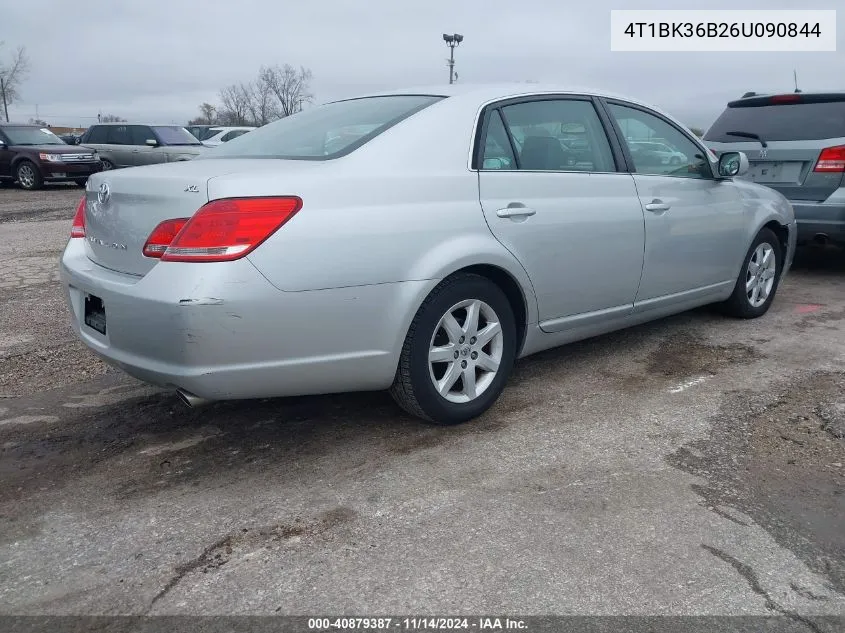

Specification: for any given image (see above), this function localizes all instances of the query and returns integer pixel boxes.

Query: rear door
[704,95,845,202]
[477,96,646,332]
[104,125,134,167]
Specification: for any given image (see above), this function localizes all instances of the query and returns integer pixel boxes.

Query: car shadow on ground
[0,245,841,510]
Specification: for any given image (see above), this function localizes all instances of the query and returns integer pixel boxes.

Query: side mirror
[0,140,6,149]
[482,157,506,170]
[145,138,158,147]
[718,151,749,178]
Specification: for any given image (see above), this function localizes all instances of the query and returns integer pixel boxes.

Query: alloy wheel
[18,164,35,189]
[428,299,504,404]
[746,242,777,307]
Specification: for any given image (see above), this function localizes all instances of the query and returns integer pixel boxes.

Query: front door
[0,132,12,178]
[603,101,745,308]
[477,97,646,332]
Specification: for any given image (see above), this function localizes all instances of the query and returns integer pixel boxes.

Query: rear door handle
[496,205,537,218]
[644,199,670,213]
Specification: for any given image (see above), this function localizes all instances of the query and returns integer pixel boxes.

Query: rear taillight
[70,197,86,238]
[814,146,845,173]
[153,197,302,263]
[142,218,189,258]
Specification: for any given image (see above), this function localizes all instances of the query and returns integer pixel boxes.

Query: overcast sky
[2,0,842,130]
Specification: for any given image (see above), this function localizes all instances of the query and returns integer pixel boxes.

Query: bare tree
[188,102,219,125]
[218,83,252,126]
[215,64,313,126]
[263,64,313,118]
[0,43,31,121]
[100,114,126,123]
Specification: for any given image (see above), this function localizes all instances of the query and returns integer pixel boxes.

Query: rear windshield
[208,95,444,160]
[705,101,845,142]
[153,126,203,146]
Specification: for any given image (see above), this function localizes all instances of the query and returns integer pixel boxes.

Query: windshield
[152,126,203,146]
[209,95,444,160]
[705,101,845,142]
[3,126,66,146]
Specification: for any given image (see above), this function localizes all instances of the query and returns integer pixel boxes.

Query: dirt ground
[0,185,844,628]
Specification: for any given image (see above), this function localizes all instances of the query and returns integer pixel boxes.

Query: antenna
[794,69,801,93]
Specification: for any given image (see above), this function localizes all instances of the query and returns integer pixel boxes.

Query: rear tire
[390,273,516,425]
[16,161,43,190]
[721,227,782,318]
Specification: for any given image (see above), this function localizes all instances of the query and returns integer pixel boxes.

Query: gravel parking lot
[0,186,844,621]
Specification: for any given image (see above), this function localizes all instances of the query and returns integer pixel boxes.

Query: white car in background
[201,126,255,147]
[629,140,688,165]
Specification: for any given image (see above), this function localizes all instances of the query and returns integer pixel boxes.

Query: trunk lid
[83,159,321,276]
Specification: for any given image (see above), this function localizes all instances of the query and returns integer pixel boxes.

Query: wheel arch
[11,155,42,174]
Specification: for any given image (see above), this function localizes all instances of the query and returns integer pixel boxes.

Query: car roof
[91,122,187,127]
[0,122,44,128]
[333,82,658,108]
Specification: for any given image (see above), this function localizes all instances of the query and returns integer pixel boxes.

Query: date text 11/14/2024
[307,617,529,630]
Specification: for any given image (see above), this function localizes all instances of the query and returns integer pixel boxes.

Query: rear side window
[106,126,130,144]
[705,101,845,142]
[210,95,444,160]
[490,99,616,172]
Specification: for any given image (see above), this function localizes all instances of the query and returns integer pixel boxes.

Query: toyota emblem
[97,182,111,204]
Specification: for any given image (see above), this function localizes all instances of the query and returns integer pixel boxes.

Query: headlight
[39,153,64,163]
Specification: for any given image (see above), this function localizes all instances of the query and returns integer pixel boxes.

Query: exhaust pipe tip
[813,233,830,245]
[176,388,214,409]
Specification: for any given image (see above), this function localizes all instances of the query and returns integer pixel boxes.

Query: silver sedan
[60,84,797,424]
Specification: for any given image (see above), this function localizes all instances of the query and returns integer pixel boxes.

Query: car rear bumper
[60,239,432,400]
[789,198,845,244]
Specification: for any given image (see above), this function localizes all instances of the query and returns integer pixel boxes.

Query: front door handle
[496,205,537,218]
[644,199,671,213]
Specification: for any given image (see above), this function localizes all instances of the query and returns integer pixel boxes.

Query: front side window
[131,126,155,146]
[2,126,65,146]
[491,99,616,172]
[221,129,249,142]
[608,103,710,179]
[210,95,444,160]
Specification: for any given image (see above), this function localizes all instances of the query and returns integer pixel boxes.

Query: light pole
[442,33,463,84]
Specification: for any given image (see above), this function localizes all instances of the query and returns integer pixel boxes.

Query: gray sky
[3,0,842,129]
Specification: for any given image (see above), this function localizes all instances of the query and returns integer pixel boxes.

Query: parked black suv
[0,123,102,190]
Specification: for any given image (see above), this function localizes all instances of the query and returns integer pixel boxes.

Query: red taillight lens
[814,146,845,173]
[770,94,802,104]
[142,218,189,258]
[158,197,302,263]
[71,196,86,238]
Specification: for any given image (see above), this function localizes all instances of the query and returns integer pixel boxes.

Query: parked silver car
[704,92,845,246]
[60,84,796,424]
[79,123,208,170]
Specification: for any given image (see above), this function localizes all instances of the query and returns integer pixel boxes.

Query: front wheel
[390,273,516,425]
[100,159,115,171]
[16,161,43,190]
[721,227,782,318]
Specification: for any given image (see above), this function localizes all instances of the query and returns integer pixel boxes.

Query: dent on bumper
[60,240,434,400]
